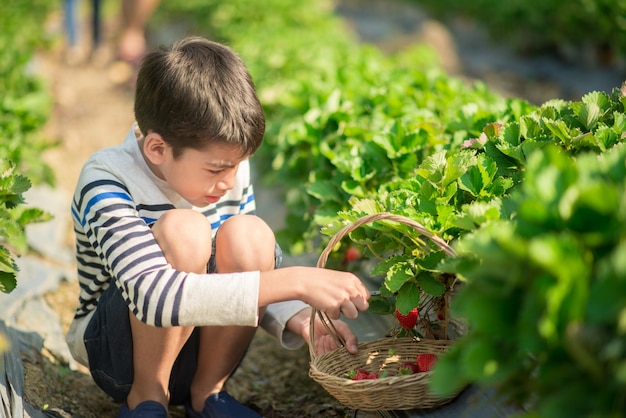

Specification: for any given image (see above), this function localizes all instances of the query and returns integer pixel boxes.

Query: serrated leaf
[416,251,446,271]
[416,150,447,186]
[350,198,384,216]
[417,272,446,296]
[0,246,18,294]
[396,280,421,312]
[544,119,573,143]
[520,114,542,138]
[384,262,414,293]
[443,151,475,188]
[0,271,17,294]
[594,125,617,151]
[575,91,611,130]
[371,255,404,277]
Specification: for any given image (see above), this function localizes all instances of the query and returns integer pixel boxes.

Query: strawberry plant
[0,0,57,186]
[0,160,50,293]
[320,86,626,343]
[430,141,626,417]
[0,0,55,293]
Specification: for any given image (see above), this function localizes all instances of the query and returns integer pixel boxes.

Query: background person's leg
[117,0,160,63]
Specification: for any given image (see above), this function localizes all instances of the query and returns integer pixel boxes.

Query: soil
[23,1,623,417]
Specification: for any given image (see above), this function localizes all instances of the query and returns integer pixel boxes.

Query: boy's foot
[185,391,262,418]
[117,400,168,417]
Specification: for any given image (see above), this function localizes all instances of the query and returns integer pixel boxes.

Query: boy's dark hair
[134,37,265,157]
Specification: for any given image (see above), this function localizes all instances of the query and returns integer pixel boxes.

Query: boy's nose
[216,173,236,191]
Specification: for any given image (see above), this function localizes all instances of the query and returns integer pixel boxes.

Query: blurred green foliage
[0,0,56,293]
[414,0,626,62]
[0,0,57,185]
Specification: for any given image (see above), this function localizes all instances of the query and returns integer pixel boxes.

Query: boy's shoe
[117,400,168,417]
[185,391,262,418]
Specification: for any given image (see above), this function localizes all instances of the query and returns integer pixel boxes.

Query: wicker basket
[308,212,465,411]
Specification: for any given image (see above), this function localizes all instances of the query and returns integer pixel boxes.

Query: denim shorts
[84,242,282,405]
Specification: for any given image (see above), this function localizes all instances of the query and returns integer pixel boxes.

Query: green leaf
[307,180,343,203]
[573,91,611,130]
[0,270,17,294]
[416,150,447,187]
[0,246,18,294]
[458,153,497,197]
[594,125,618,151]
[544,119,573,143]
[350,198,384,216]
[367,294,395,315]
[417,272,446,296]
[371,255,404,277]
[396,280,421,312]
[443,151,475,188]
[384,261,414,293]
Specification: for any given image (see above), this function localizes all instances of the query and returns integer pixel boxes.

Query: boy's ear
[142,132,168,164]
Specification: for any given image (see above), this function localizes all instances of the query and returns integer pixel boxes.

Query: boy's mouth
[205,196,221,204]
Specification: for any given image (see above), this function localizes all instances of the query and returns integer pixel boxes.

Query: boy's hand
[294,267,370,320]
[259,266,370,322]
[287,308,360,355]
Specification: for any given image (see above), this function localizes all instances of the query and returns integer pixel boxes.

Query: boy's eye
[207,169,223,175]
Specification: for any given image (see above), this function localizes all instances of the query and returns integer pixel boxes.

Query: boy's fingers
[340,302,358,320]
[325,308,341,320]
[353,295,369,312]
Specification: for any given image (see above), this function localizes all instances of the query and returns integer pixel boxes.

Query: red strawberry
[352,369,378,380]
[436,309,445,321]
[346,247,361,261]
[342,247,362,265]
[398,362,420,375]
[394,307,418,329]
[347,368,376,380]
[416,353,438,372]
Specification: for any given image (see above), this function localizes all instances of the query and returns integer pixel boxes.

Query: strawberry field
[3,0,626,416]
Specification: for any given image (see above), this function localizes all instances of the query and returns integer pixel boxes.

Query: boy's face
[145,135,247,207]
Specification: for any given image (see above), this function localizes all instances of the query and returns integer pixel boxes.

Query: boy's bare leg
[189,214,275,412]
[126,209,213,409]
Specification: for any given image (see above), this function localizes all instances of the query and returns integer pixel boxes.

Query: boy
[65,36,370,418]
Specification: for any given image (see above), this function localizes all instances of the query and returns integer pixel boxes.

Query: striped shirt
[66,125,308,366]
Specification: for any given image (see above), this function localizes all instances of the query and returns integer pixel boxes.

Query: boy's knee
[215,215,275,271]
[152,209,212,270]
[219,214,274,245]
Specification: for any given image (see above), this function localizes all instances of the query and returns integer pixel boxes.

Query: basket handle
[309,212,456,360]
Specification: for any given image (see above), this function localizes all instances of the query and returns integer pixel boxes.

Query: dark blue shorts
[84,242,282,405]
